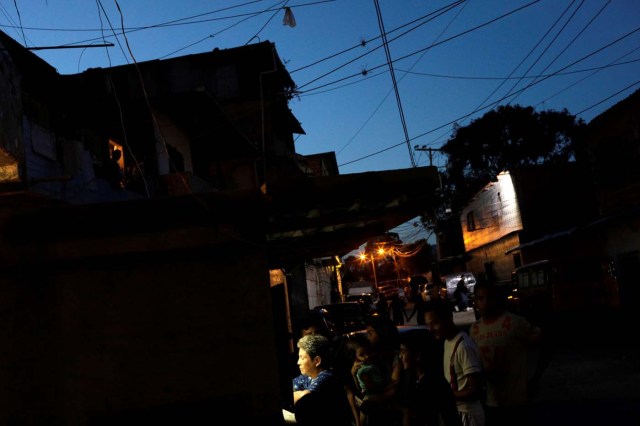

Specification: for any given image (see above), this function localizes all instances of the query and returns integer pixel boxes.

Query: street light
[360,251,383,290]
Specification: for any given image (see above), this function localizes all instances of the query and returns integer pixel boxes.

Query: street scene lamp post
[360,252,379,290]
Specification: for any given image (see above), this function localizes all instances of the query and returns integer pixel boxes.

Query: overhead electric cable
[297,0,467,90]
[395,58,640,81]
[505,0,588,105]
[373,0,415,167]
[16,0,330,50]
[510,0,611,105]
[2,0,334,34]
[245,0,288,45]
[0,1,25,44]
[536,46,640,107]
[96,0,130,64]
[299,0,541,94]
[94,0,148,198]
[11,0,26,46]
[469,0,577,119]
[159,1,280,58]
[290,0,464,74]
[336,0,468,156]
[339,24,640,168]
[575,79,640,115]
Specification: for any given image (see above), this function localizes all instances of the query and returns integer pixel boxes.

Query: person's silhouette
[106,149,124,189]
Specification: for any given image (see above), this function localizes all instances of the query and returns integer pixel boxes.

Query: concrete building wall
[461,172,523,252]
[305,263,333,309]
[466,233,521,284]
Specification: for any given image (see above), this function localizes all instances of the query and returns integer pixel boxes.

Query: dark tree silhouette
[439,104,586,212]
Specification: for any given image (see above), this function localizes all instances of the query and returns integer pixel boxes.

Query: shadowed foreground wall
[0,246,283,425]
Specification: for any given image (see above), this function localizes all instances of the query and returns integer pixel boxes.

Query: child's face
[399,344,415,370]
[355,347,370,363]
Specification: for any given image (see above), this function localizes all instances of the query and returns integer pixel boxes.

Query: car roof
[442,272,476,280]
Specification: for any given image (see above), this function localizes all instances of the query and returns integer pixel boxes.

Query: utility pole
[369,254,379,290]
[360,252,379,290]
[414,145,442,166]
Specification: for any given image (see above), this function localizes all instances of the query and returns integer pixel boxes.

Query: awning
[504,227,577,255]
[263,166,440,266]
[0,166,441,269]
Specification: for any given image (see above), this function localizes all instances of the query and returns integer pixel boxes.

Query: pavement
[528,309,640,425]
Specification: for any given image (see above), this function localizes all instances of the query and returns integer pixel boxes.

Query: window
[466,211,476,231]
[513,253,522,269]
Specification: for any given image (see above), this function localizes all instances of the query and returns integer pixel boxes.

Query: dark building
[0,30,441,424]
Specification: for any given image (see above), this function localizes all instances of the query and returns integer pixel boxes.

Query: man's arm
[452,371,483,401]
[293,389,310,404]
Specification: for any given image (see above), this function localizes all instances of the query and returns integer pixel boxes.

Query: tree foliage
[439,105,586,211]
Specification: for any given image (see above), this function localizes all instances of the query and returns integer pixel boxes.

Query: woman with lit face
[297,336,323,377]
[293,334,354,426]
[295,334,330,404]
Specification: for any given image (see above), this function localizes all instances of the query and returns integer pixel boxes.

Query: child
[351,336,386,425]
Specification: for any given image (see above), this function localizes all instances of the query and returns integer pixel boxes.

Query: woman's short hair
[297,334,332,366]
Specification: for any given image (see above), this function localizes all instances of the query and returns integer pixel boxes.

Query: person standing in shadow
[469,281,543,426]
[408,276,428,325]
[424,299,486,426]
[106,149,124,190]
[397,328,462,426]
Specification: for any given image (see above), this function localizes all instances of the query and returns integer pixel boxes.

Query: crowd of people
[287,280,546,426]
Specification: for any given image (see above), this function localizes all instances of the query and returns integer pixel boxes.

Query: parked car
[346,281,380,303]
[345,281,384,311]
[310,301,372,339]
[377,283,400,300]
[421,282,448,302]
[344,294,378,313]
[442,272,477,304]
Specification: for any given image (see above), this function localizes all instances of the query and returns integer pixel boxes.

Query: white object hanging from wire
[283,7,296,27]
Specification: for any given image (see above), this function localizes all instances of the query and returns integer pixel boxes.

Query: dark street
[403,304,640,426]
[529,309,640,426]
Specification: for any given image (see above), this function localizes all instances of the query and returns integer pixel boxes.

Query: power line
[7,0,330,49]
[394,57,640,81]
[506,0,588,106]
[339,24,640,168]
[290,0,464,75]
[335,0,468,157]
[11,0,26,46]
[245,0,288,45]
[373,0,415,168]
[471,0,578,118]
[535,46,640,107]
[575,78,640,115]
[511,0,611,105]
[300,0,541,95]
